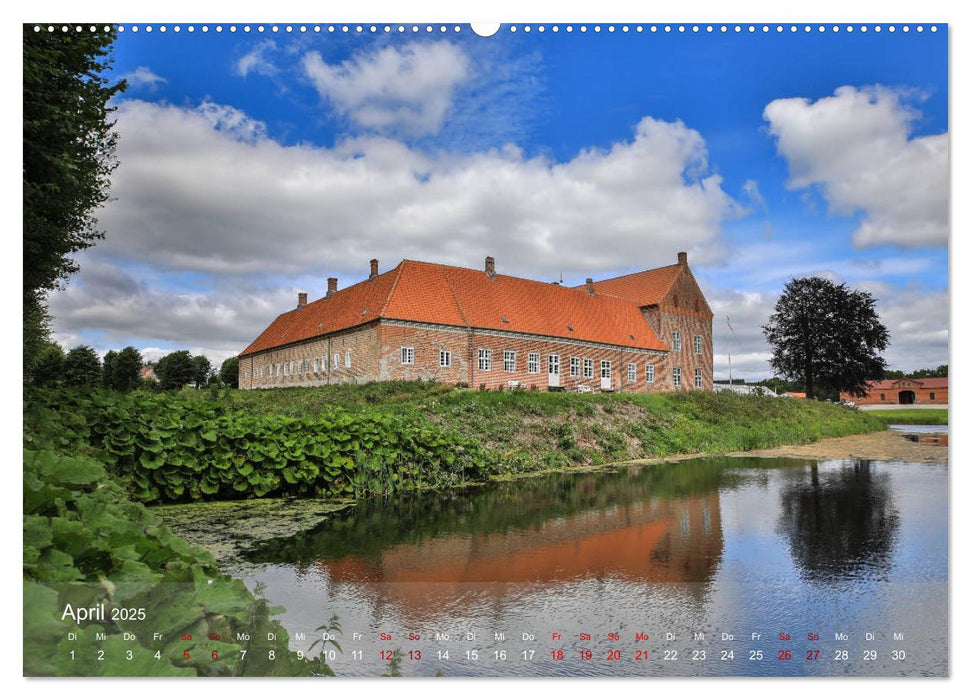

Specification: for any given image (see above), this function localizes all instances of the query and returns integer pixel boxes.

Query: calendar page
[22,17,949,681]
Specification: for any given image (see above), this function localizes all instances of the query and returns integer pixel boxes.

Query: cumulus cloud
[94,99,739,282]
[302,41,470,136]
[48,256,296,364]
[235,40,278,78]
[704,281,948,381]
[121,66,166,90]
[764,85,948,248]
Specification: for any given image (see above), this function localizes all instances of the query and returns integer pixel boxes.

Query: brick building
[840,377,948,406]
[238,253,713,393]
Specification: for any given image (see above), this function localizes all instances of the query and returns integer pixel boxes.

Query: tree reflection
[778,461,900,581]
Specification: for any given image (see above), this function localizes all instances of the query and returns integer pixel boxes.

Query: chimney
[297,292,308,309]
[585,278,595,296]
[369,258,379,280]
[326,277,338,298]
[485,256,496,279]
[677,251,688,266]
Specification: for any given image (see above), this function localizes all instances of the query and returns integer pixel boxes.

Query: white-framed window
[503,350,516,372]
[695,368,703,388]
[672,330,682,352]
[333,353,339,370]
[478,348,492,371]
[601,360,612,379]
[528,352,539,373]
[290,361,295,375]
[673,367,682,388]
[570,357,580,378]
[628,362,637,382]
[401,347,415,365]
[548,354,560,375]
[243,370,248,380]
[314,357,320,374]
[694,334,703,355]
[646,364,655,383]
[440,350,452,368]
[322,356,328,371]
[345,350,351,368]
[283,363,289,377]
[583,358,594,379]
[276,363,281,377]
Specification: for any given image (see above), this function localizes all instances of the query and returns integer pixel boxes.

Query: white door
[600,360,612,390]
[548,354,560,388]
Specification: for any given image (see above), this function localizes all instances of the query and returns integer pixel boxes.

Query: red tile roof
[241,259,676,356]
[862,377,948,391]
[577,264,684,306]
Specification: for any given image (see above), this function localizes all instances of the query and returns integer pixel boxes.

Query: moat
[156,454,948,676]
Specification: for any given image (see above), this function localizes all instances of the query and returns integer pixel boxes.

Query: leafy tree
[155,351,195,391]
[102,349,118,388]
[191,355,212,389]
[32,342,65,386]
[63,345,102,387]
[762,277,889,399]
[111,346,144,392]
[220,356,240,389]
[23,27,126,376]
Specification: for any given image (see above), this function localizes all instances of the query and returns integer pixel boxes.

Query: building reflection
[319,491,723,587]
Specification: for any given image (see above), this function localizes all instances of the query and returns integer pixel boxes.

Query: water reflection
[777,462,900,582]
[234,458,946,676]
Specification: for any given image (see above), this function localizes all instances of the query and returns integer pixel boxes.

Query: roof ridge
[377,260,406,318]
[585,262,683,287]
[441,266,471,328]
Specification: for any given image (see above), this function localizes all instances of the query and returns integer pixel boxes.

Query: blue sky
[47,23,949,378]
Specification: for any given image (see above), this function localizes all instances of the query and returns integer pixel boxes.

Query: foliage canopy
[762,277,889,399]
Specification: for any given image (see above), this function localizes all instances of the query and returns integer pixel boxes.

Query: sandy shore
[732,429,947,464]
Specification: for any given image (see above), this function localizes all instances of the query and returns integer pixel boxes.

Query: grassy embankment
[26,382,885,508]
[227,380,886,470]
[865,408,948,426]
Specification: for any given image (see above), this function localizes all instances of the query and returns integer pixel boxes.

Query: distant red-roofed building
[238,253,713,393]
[840,377,948,405]
[140,365,157,382]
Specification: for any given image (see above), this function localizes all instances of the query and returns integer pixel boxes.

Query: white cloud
[704,281,948,381]
[48,256,295,365]
[302,41,470,137]
[235,40,278,78]
[741,179,766,211]
[93,99,739,282]
[121,66,166,90]
[764,85,948,248]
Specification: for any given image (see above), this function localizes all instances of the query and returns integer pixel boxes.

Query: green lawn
[865,408,948,425]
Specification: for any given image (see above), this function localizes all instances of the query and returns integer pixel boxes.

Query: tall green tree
[63,345,102,387]
[110,346,143,392]
[23,26,125,378]
[155,351,195,391]
[32,342,65,386]
[102,349,118,387]
[762,277,890,399]
[191,355,212,389]
[220,356,240,389]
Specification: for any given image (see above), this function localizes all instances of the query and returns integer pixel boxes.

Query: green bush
[23,448,335,676]
[25,388,497,504]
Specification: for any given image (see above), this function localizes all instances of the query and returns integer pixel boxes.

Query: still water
[240,457,947,677]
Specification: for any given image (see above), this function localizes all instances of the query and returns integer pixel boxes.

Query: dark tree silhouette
[23,26,125,377]
[763,277,889,399]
